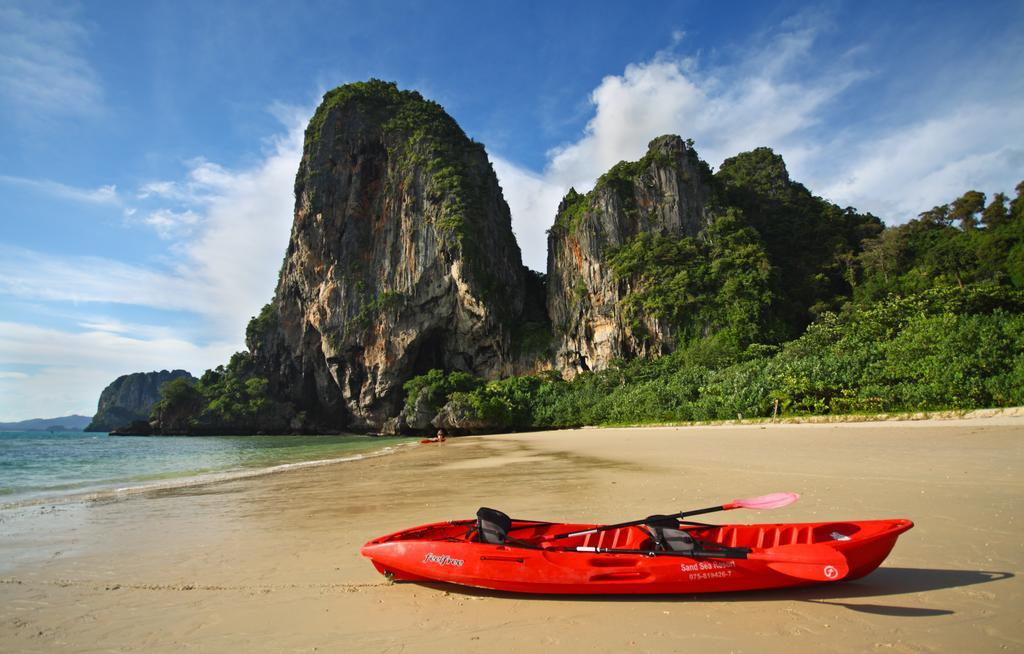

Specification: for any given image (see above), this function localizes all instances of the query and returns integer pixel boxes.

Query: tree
[1011,181,1024,223]
[858,227,909,285]
[924,237,977,288]
[152,378,205,432]
[918,204,952,227]
[714,148,880,338]
[949,190,985,230]
[982,193,1010,229]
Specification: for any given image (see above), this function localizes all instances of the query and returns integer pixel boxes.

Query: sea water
[0,430,415,506]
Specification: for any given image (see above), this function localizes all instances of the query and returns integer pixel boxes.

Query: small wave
[0,441,416,510]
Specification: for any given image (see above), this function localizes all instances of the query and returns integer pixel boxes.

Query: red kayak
[361,509,913,595]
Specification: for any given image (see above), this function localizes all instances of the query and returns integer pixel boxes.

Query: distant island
[92,80,1023,437]
[85,370,195,433]
[0,415,92,432]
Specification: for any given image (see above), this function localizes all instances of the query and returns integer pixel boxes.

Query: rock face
[249,81,531,431]
[432,396,499,433]
[546,136,715,374]
[85,370,196,432]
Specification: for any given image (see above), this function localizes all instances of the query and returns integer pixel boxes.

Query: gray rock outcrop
[85,369,196,432]
[248,80,532,431]
[546,136,715,374]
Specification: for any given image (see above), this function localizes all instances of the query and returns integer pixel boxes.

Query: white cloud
[166,111,305,337]
[0,106,306,419]
[137,181,180,200]
[0,246,200,311]
[2,106,306,337]
[813,107,1024,221]
[140,208,201,239]
[496,20,860,271]
[0,1,103,119]
[0,174,119,204]
[76,318,189,342]
[0,321,233,371]
[491,157,566,272]
[495,16,1024,268]
[0,321,236,420]
[544,23,858,186]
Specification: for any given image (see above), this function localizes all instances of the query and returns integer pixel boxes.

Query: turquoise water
[0,430,414,505]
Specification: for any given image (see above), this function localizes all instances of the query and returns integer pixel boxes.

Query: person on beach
[433,428,447,442]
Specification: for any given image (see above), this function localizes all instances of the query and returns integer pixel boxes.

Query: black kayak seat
[644,515,696,552]
[476,507,512,544]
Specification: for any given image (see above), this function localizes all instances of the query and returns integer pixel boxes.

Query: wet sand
[1,417,1021,653]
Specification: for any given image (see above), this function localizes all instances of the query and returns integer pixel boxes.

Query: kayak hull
[361,518,912,595]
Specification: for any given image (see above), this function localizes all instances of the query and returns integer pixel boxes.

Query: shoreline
[0,439,418,511]
[576,404,1024,429]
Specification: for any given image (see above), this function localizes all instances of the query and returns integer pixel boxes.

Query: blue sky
[1,0,1022,420]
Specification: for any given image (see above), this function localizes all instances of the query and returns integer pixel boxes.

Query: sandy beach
[1,417,1021,653]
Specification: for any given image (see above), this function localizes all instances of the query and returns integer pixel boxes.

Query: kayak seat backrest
[644,516,696,552]
[476,507,512,544]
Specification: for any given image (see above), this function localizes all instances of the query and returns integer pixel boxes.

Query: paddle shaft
[548,504,726,541]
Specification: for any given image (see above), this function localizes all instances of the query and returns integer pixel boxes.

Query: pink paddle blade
[727,492,800,510]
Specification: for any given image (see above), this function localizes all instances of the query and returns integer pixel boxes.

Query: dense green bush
[151,377,207,433]
[403,369,485,416]
[608,209,774,347]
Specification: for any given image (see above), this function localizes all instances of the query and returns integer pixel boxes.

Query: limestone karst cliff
[545,137,882,377]
[85,369,196,432]
[546,136,716,374]
[247,81,535,431]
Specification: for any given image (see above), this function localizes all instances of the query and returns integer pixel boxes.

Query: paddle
[542,492,800,543]
[572,543,849,582]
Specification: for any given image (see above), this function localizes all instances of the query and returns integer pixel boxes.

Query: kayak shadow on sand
[410,567,1012,617]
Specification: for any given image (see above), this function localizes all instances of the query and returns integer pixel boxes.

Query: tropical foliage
[411,284,1024,430]
[152,352,295,434]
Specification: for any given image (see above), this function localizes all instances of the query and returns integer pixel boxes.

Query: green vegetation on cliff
[344,291,405,338]
[715,147,883,337]
[303,80,481,236]
[608,208,773,347]
[552,187,590,232]
[402,369,485,417]
[152,352,296,435]
[549,141,880,355]
[245,302,277,350]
